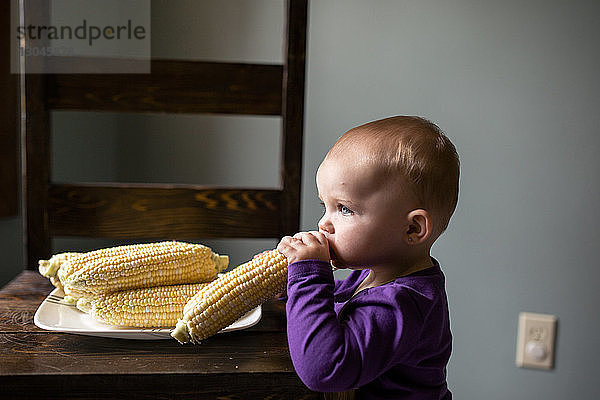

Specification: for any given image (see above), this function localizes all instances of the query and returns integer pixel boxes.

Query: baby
[277,116,459,399]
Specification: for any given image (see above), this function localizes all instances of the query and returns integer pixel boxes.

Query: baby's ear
[404,209,432,245]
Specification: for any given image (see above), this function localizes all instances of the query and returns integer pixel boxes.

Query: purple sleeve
[286,260,418,392]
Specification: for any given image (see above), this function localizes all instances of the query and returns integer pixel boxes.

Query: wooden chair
[0,0,19,218]
[21,1,308,268]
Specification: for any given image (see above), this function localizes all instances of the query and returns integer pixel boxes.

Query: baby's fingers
[277,236,301,253]
[308,230,328,246]
[277,236,293,250]
[298,232,327,249]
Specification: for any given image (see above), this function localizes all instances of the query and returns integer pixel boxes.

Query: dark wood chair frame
[0,0,19,218]
[20,0,308,268]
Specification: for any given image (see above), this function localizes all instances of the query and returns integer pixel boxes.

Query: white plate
[34,288,262,340]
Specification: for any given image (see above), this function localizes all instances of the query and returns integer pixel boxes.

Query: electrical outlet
[516,312,557,370]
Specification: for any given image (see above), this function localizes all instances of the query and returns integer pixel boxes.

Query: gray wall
[2,1,599,398]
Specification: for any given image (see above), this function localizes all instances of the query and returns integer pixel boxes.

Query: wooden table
[0,271,319,399]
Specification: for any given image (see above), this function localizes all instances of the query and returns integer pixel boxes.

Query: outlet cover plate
[516,312,557,370]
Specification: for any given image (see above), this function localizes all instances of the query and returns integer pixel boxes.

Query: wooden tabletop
[0,271,319,399]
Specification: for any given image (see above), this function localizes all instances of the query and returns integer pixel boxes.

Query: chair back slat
[21,0,308,267]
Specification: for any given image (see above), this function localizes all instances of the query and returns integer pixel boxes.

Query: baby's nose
[318,217,334,234]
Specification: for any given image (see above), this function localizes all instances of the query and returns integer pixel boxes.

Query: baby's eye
[339,204,353,216]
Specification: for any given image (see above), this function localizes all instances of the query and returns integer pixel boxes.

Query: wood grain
[0,0,19,217]
[21,1,52,266]
[23,73,51,266]
[22,0,307,273]
[47,183,281,239]
[46,59,283,115]
[2,373,318,400]
[280,0,308,236]
[14,0,312,396]
[0,272,319,399]
[0,270,52,296]
[0,331,295,374]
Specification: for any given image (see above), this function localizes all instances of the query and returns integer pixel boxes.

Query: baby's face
[316,150,417,269]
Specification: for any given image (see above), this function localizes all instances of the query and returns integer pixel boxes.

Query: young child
[277,116,459,399]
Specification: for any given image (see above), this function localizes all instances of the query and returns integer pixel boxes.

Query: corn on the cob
[76,283,210,328]
[38,252,80,292]
[171,249,288,344]
[38,241,228,300]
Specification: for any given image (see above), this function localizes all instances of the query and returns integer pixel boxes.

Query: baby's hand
[277,231,330,265]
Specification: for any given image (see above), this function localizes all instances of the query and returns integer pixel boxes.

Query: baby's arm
[278,233,415,392]
[285,261,416,392]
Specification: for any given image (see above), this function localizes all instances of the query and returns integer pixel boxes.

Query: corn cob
[38,241,228,300]
[38,252,81,292]
[76,283,210,328]
[171,249,288,344]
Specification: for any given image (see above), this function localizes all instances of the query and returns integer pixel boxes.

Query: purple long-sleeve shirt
[286,258,452,399]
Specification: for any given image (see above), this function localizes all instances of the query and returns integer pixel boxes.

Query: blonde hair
[327,116,460,235]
